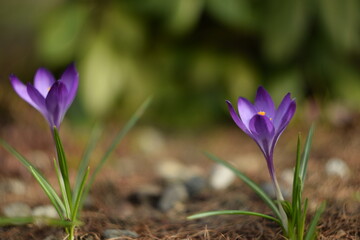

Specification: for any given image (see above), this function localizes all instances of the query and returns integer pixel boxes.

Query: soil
[0,118,359,240]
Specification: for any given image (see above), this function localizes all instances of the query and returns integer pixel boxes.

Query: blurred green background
[1,0,359,129]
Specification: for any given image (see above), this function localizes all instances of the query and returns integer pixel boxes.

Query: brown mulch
[0,119,359,239]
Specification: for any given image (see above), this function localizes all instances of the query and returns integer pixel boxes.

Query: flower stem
[273,175,288,233]
[67,225,75,240]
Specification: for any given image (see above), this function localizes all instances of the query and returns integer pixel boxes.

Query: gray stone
[32,205,58,218]
[0,178,26,195]
[135,127,165,155]
[156,159,202,182]
[209,164,236,190]
[103,229,139,239]
[281,168,294,187]
[156,159,185,181]
[260,182,290,199]
[130,184,162,205]
[43,233,66,240]
[184,176,207,197]
[325,158,350,179]
[158,183,188,211]
[79,232,101,240]
[3,202,31,217]
[43,235,58,240]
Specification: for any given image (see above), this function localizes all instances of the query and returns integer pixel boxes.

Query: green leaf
[318,0,360,52]
[205,152,282,222]
[71,167,90,222]
[82,97,152,204]
[0,216,78,227]
[298,198,308,240]
[300,124,315,183]
[292,134,302,217]
[188,210,281,224]
[38,3,89,65]
[305,201,326,240]
[262,0,309,62]
[53,127,72,208]
[166,0,204,35]
[53,158,71,219]
[81,35,127,117]
[207,0,257,30]
[29,166,65,220]
[0,139,65,219]
[281,200,292,219]
[73,124,102,205]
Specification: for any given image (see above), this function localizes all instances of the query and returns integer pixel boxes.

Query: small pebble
[209,164,236,190]
[129,184,162,205]
[260,182,290,199]
[103,229,139,239]
[79,233,101,240]
[158,183,188,211]
[3,202,31,217]
[43,234,63,240]
[281,168,294,187]
[157,159,186,181]
[0,178,26,195]
[135,127,165,155]
[32,205,58,218]
[325,158,350,179]
[184,176,207,197]
[157,159,201,181]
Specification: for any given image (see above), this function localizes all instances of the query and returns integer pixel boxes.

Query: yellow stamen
[258,111,266,116]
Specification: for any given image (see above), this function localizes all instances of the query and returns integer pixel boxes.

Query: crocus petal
[26,83,47,116]
[254,86,275,118]
[278,100,296,132]
[226,100,250,135]
[269,100,296,158]
[249,114,275,139]
[274,93,296,131]
[59,63,79,109]
[237,97,257,129]
[10,75,34,105]
[249,114,275,163]
[34,68,55,98]
[45,82,68,128]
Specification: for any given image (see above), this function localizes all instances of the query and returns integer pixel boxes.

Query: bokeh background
[1,0,359,130]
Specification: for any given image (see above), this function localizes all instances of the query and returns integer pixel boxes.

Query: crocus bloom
[10,63,79,129]
[226,87,296,198]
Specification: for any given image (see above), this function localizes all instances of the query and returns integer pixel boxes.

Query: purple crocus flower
[10,63,79,129]
[226,87,296,200]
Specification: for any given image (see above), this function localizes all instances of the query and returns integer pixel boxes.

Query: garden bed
[0,121,359,239]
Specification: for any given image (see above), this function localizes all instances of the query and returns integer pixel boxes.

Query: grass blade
[71,167,90,221]
[300,125,315,183]
[73,125,102,205]
[29,167,65,220]
[85,97,152,195]
[188,210,281,224]
[53,158,71,218]
[304,201,326,240]
[292,135,302,211]
[205,152,282,221]
[0,139,65,219]
[298,198,308,240]
[53,127,72,207]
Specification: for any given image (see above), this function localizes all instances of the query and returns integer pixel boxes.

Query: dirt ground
[0,115,359,239]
